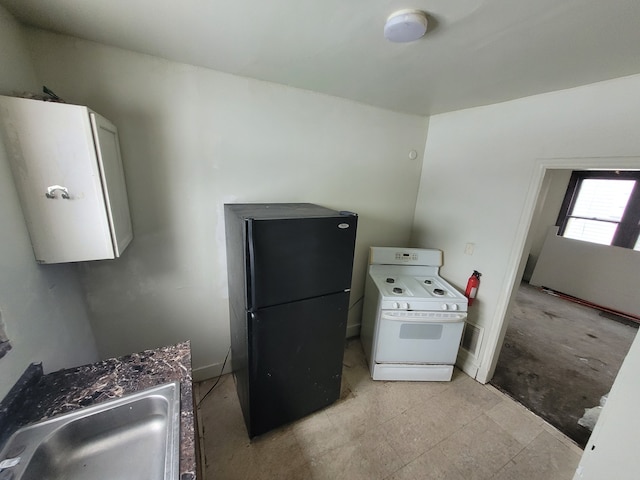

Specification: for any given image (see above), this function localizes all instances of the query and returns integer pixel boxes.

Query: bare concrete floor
[491,282,638,448]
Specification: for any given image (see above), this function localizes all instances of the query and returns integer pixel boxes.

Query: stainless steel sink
[0,382,180,480]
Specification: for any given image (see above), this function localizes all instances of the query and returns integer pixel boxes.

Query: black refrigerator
[224,203,358,438]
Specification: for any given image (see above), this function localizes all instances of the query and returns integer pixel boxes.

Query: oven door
[375,310,466,364]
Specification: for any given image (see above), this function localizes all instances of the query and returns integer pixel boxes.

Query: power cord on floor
[197,346,231,408]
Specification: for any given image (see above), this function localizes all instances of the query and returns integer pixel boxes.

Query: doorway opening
[491,281,638,447]
[480,157,640,447]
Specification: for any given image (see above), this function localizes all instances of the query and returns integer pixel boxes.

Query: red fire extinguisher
[465,270,481,306]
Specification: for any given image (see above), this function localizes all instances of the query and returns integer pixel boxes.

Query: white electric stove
[361,247,468,381]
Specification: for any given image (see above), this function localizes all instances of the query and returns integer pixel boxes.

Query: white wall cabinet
[0,96,133,263]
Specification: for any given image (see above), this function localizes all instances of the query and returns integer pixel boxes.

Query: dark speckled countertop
[0,341,196,480]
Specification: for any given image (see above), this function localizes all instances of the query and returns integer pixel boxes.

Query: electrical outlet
[464,243,475,255]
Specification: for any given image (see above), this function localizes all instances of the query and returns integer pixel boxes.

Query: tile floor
[194,339,583,480]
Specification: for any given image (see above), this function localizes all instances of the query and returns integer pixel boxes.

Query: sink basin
[0,382,180,480]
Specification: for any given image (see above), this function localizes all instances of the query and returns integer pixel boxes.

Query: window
[557,171,640,251]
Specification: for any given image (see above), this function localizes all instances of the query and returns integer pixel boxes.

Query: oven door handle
[380,312,467,323]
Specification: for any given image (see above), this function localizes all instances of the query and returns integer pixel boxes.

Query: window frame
[556,170,640,250]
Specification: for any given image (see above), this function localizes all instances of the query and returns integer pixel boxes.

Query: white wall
[411,74,640,382]
[0,6,98,399]
[24,29,429,379]
[573,328,640,480]
[527,170,571,260]
[530,227,640,316]
[522,169,571,281]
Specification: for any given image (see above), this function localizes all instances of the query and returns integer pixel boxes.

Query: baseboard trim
[193,360,233,382]
[346,323,361,338]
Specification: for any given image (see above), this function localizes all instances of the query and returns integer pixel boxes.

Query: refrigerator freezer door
[247,215,357,309]
[246,291,349,437]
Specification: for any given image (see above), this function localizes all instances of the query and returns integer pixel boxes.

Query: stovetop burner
[365,247,468,313]
[370,272,466,304]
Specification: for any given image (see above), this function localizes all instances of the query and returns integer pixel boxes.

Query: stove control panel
[395,252,419,261]
[370,247,443,267]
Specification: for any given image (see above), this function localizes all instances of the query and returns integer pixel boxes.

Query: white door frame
[476,156,640,384]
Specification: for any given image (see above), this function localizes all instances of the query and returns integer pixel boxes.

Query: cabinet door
[0,97,115,263]
[90,113,133,256]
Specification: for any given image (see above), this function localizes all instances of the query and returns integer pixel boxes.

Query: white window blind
[563,179,635,245]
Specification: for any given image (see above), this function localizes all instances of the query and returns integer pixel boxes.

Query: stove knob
[393,302,400,309]
[451,304,459,311]
[402,302,409,310]
[441,304,448,311]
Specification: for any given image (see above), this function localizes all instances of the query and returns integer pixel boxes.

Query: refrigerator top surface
[225,203,354,220]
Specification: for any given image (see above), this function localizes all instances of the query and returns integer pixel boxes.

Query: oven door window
[375,313,464,364]
[399,323,443,340]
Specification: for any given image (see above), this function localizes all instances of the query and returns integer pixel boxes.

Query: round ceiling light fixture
[384,9,428,43]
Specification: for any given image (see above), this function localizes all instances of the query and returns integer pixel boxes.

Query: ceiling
[2,0,640,116]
